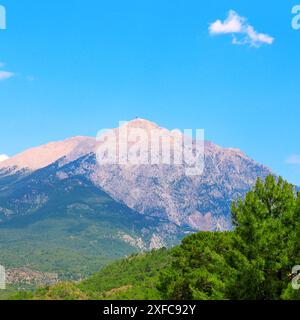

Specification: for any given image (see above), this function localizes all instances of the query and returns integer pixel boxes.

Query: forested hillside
[8,176,300,300]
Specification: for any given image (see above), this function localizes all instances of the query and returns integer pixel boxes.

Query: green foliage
[6,175,300,300]
[79,248,170,299]
[230,176,300,299]
[0,172,167,279]
[9,249,171,300]
[159,176,300,300]
[158,232,235,300]
[0,215,141,280]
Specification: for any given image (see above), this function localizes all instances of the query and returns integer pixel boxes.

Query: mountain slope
[8,248,171,300]
[0,157,181,279]
[0,119,272,232]
[0,136,94,172]
[70,119,271,230]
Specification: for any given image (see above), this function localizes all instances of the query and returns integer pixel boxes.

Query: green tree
[158,232,236,300]
[229,176,299,299]
[158,175,300,300]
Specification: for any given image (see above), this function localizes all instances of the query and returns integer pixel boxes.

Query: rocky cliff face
[71,119,271,231]
[0,119,272,232]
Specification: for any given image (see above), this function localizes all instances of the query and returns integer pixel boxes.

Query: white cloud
[0,70,14,81]
[209,10,274,47]
[0,154,9,162]
[286,155,300,165]
[0,62,15,81]
[209,10,244,34]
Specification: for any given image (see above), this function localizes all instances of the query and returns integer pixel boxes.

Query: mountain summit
[122,118,160,130]
[0,119,271,232]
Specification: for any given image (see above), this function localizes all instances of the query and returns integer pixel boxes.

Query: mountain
[0,119,272,278]
[0,119,271,231]
[0,155,183,279]
[90,119,271,230]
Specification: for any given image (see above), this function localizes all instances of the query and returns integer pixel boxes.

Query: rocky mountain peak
[0,119,272,232]
[122,118,160,131]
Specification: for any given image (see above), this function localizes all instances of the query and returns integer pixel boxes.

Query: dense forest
[8,176,300,300]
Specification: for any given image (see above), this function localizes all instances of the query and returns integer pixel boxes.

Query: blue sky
[0,0,300,184]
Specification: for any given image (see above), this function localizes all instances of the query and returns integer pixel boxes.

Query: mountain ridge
[0,119,272,231]
[0,119,270,172]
